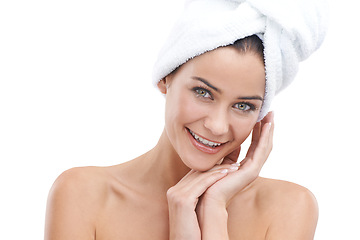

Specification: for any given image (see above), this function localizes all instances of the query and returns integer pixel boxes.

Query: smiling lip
[186,128,226,154]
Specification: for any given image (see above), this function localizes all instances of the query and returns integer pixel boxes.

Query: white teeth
[189,129,222,148]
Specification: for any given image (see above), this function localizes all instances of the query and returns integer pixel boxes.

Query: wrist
[197,199,228,221]
[197,199,229,240]
[200,194,227,209]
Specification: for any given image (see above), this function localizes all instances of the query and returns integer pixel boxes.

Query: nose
[203,107,230,136]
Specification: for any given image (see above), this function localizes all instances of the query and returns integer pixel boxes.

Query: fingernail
[229,166,239,171]
[231,162,240,167]
[269,111,274,118]
[220,169,228,174]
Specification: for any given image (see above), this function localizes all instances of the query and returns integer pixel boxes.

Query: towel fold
[153,0,328,120]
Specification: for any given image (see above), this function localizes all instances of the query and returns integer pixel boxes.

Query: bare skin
[45,47,318,240]
[45,155,318,239]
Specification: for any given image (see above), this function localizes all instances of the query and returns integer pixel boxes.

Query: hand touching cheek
[201,111,274,206]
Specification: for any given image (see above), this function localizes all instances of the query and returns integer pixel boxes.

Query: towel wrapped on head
[153,0,328,121]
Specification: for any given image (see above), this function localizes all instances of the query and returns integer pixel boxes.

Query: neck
[133,129,191,192]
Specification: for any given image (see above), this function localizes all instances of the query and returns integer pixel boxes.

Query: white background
[0,0,359,239]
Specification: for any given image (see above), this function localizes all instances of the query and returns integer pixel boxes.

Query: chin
[179,152,221,172]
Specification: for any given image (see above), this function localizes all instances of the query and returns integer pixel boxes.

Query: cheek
[166,91,206,125]
[164,89,182,123]
[232,118,257,144]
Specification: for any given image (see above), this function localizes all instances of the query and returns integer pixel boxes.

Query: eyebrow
[192,76,221,93]
[192,76,264,102]
[238,96,264,102]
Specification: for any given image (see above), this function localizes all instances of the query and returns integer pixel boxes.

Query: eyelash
[193,86,213,100]
[192,87,257,112]
[233,102,256,111]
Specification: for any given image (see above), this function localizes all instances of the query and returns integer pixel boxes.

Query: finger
[216,157,225,165]
[242,112,274,167]
[179,169,230,199]
[246,111,274,158]
[206,163,239,172]
[261,111,274,126]
[264,114,275,150]
[176,169,197,184]
[269,119,274,146]
[176,169,218,188]
[177,157,239,187]
[246,122,261,159]
[251,119,274,167]
[251,121,262,143]
[259,111,274,148]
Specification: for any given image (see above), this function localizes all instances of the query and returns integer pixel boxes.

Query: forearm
[197,199,229,240]
[168,205,201,240]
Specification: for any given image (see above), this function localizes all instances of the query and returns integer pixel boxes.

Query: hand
[201,111,275,206]
[166,164,237,240]
[166,112,274,239]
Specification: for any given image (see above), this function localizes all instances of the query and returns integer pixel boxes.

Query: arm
[44,167,101,240]
[196,198,229,240]
[196,112,274,240]
[167,112,274,240]
[166,169,230,240]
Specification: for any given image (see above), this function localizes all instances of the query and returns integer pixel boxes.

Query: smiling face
[158,46,266,171]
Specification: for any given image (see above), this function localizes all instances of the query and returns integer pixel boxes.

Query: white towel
[153,0,328,120]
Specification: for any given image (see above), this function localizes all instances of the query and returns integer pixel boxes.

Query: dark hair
[230,35,264,63]
[168,35,264,77]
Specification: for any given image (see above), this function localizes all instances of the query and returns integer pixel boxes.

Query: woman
[45,0,327,239]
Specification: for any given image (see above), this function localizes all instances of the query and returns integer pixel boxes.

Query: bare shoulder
[45,166,112,240]
[255,177,318,209]
[255,177,319,240]
[48,166,110,204]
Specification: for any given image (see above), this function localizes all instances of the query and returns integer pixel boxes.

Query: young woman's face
[159,47,266,171]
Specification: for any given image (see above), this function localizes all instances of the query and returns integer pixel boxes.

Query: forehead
[175,47,266,97]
